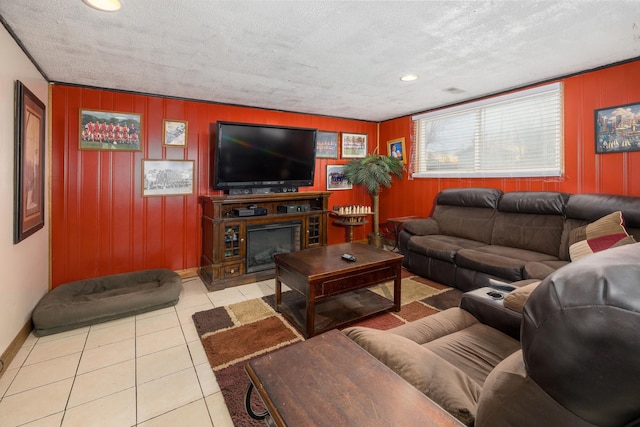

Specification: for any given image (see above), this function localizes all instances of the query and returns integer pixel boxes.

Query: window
[412,82,563,178]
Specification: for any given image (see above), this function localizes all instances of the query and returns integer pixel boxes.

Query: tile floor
[0,276,280,427]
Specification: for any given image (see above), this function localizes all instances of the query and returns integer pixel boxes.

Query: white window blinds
[412,82,563,178]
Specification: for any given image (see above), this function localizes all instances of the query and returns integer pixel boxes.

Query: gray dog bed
[32,269,182,336]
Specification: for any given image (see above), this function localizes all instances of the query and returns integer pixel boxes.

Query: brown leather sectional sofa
[399,187,640,291]
[344,242,640,426]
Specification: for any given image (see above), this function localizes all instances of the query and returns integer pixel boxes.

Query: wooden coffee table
[273,242,403,338]
[245,329,464,426]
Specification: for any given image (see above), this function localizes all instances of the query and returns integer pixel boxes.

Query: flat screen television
[211,121,318,194]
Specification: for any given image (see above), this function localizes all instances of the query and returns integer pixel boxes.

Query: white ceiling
[1,1,639,122]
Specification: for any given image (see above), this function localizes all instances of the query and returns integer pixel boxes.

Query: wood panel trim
[0,320,32,379]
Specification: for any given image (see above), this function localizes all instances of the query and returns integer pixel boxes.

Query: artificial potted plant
[343,153,405,248]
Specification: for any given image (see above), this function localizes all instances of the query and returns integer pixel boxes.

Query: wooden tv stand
[199,192,331,290]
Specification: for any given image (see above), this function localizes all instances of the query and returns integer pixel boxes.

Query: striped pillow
[569,211,635,261]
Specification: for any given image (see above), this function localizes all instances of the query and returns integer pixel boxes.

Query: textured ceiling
[1,1,640,121]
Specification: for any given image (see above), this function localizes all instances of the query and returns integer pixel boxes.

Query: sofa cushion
[456,246,558,282]
[402,218,440,235]
[497,191,568,215]
[343,326,480,426]
[568,211,633,261]
[407,235,487,263]
[524,260,570,280]
[432,205,498,244]
[424,323,521,386]
[491,212,565,256]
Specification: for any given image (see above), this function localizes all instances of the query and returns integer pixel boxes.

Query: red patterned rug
[192,276,462,426]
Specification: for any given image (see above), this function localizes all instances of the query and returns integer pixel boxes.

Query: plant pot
[368,232,385,249]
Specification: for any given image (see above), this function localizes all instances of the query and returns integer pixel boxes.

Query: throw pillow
[568,211,635,261]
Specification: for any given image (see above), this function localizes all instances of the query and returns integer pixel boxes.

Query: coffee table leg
[393,263,401,311]
[306,298,315,338]
[275,275,282,312]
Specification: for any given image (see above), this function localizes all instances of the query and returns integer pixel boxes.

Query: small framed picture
[79,109,142,151]
[316,131,339,159]
[14,81,46,243]
[163,119,188,147]
[595,102,640,154]
[142,160,195,196]
[341,133,367,158]
[387,137,407,164]
[326,165,352,190]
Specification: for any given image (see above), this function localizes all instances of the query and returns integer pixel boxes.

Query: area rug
[192,276,462,426]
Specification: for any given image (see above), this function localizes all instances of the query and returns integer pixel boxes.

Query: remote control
[341,253,357,262]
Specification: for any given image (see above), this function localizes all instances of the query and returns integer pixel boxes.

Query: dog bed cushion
[32,269,182,336]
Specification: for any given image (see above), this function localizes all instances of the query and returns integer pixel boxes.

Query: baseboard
[176,267,199,279]
[0,320,32,379]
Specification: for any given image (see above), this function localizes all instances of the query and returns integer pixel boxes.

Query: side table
[385,215,420,251]
[330,211,372,242]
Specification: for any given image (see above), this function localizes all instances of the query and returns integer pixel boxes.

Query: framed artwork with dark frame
[142,159,195,196]
[326,165,352,190]
[162,119,188,147]
[387,137,407,164]
[79,108,142,151]
[316,131,339,159]
[14,81,46,243]
[341,133,367,158]
[595,102,640,154]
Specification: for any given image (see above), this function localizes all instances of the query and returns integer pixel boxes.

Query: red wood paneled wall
[378,60,640,225]
[50,85,376,287]
[50,60,640,287]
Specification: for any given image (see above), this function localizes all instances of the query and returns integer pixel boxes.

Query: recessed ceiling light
[400,74,418,82]
[82,0,123,12]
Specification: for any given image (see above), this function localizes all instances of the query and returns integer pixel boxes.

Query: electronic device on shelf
[232,206,268,217]
[210,121,318,194]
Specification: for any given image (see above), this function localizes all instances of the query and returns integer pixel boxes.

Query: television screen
[211,122,317,192]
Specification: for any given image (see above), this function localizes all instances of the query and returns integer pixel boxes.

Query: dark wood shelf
[199,192,331,290]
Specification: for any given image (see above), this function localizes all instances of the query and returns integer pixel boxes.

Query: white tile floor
[0,276,279,427]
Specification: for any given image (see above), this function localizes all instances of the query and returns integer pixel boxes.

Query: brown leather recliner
[344,243,640,426]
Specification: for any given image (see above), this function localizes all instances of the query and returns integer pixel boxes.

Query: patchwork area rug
[192,276,462,427]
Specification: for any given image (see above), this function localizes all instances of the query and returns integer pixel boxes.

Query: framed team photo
[326,165,352,190]
[162,119,188,147]
[316,131,339,159]
[79,109,142,151]
[341,133,367,158]
[142,160,194,197]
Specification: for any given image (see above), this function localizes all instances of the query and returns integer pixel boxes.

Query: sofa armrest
[502,281,541,314]
[402,218,440,236]
[460,288,522,340]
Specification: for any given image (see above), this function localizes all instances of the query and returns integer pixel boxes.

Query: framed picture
[142,160,195,196]
[326,165,352,190]
[341,133,367,158]
[162,119,188,147]
[387,137,407,164]
[595,102,640,154]
[14,81,46,243]
[79,108,142,151]
[316,131,339,159]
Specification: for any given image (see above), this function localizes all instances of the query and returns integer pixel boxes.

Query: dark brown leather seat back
[522,243,640,427]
